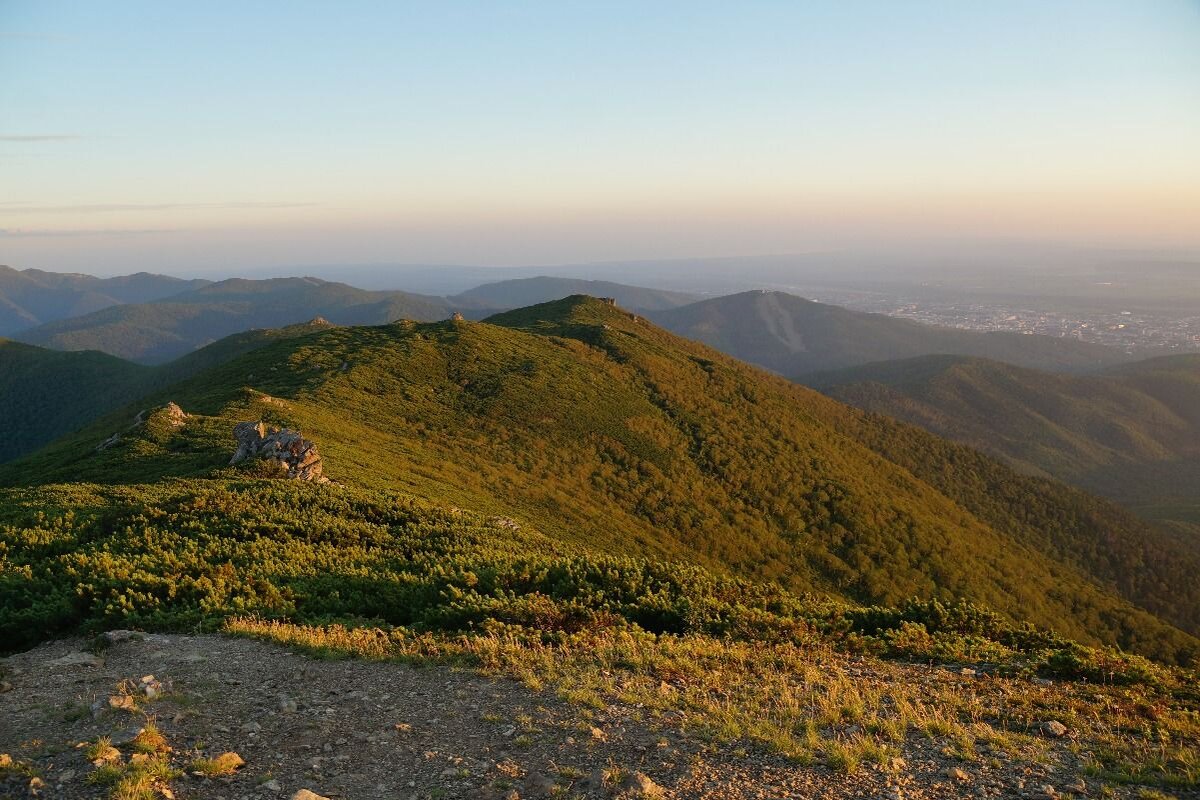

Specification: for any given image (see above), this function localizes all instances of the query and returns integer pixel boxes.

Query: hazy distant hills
[449,276,699,313]
[0,265,209,335]
[13,277,451,363]
[7,296,1198,661]
[649,290,1131,375]
[812,353,1200,530]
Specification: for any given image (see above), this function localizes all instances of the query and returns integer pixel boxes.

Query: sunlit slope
[812,354,1200,527]
[5,296,1195,661]
[0,320,340,465]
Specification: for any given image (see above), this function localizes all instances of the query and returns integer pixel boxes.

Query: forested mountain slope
[810,354,1200,528]
[5,296,1195,662]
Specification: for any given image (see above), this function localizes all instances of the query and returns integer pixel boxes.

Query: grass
[84,727,179,800]
[226,617,1200,790]
[189,751,245,777]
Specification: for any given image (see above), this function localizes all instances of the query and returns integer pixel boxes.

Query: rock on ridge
[97,402,188,451]
[230,421,328,482]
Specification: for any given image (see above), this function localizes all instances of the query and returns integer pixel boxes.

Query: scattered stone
[589,726,607,742]
[230,421,328,481]
[1037,720,1068,738]
[108,693,136,711]
[617,771,664,797]
[261,779,282,791]
[521,772,557,796]
[279,696,299,713]
[947,767,970,782]
[0,680,11,693]
[139,675,164,698]
[0,753,12,768]
[291,791,330,800]
[99,630,140,646]
[91,745,122,766]
[48,651,103,668]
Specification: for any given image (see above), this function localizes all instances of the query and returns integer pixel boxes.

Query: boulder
[230,422,328,482]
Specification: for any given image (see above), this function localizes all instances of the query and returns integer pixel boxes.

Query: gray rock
[290,791,330,800]
[1037,720,1068,738]
[48,651,103,668]
[230,421,328,482]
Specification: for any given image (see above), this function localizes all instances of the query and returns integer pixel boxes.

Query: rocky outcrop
[97,402,188,451]
[230,421,327,482]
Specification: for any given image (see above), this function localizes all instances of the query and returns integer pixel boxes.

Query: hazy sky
[3,1,1200,274]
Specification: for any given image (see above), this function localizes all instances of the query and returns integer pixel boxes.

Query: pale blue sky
[2,1,1199,273]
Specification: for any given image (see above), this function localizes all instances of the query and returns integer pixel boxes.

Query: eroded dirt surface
[0,634,1177,799]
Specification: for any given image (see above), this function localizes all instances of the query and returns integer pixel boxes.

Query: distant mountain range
[0,265,208,335]
[649,290,1132,375]
[13,277,450,363]
[5,296,1197,662]
[4,273,701,363]
[809,353,1200,533]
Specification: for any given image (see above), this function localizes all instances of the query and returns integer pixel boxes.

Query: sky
[2,1,1200,275]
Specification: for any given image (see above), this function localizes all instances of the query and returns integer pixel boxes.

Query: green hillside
[13,277,451,363]
[5,297,1195,663]
[649,290,1130,375]
[811,354,1200,527]
[0,321,339,465]
[0,339,156,462]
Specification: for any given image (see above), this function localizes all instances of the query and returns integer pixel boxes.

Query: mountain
[0,339,155,462]
[6,296,1197,664]
[0,320,338,464]
[0,265,208,335]
[809,353,1200,530]
[449,276,699,313]
[649,290,1131,376]
[13,277,451,363]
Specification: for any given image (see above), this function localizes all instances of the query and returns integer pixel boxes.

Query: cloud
[0,201,317,214]
[0,135,82,142]
[0,227,181,238]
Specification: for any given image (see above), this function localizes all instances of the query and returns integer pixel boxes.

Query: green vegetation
[0,340,154,462]
[812,354,1200,529]
[4,477,1170,682]
[649,290,1129,375]
[0,320,341,465]
[3,297,1195,663]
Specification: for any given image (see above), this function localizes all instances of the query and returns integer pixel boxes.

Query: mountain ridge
[5,296,1196,662]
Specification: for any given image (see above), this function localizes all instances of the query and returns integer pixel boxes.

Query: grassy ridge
[4,297,1196,661]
